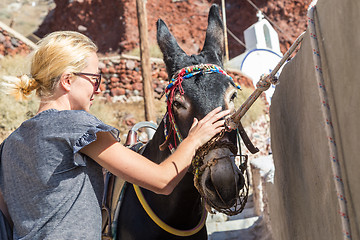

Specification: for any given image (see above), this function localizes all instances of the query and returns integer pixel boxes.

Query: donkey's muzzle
[200,148,244,209]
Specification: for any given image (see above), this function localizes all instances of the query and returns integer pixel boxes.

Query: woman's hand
[186,107,230,149]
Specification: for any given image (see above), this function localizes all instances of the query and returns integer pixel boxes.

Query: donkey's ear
[200,4,224,66]
[157,19,187,78]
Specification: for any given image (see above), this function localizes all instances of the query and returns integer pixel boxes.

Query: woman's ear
[59,72,72,92]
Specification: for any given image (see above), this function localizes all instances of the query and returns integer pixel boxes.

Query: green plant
[0,55,30,76]
[0,92,38,131]
[124,44,163,59]
[233,87,266,127]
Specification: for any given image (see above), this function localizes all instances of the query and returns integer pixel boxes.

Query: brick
[158,70,168,80]
[101,67,109,74]
[120,77,131,84]
[124,84,133,91]
[108,66,116,74]
[110,76,119,83]
[110,87,125,96]
[132,82,142,91]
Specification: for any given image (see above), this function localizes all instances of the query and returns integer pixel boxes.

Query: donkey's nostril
[205,176,215,192]
[237,173,245,190]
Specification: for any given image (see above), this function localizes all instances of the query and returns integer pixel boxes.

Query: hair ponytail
[1,74,39,101]
[1,31,97,100]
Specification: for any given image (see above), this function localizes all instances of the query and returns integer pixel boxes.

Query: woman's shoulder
[7,109,105,140]
[34,109,101,124]
[61,110,100,123]
[6,109,118,148]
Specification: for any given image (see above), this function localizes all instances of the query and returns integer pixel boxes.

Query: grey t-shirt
[0,109,120,240]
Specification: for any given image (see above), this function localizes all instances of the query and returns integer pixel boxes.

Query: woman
[0,31,229,239]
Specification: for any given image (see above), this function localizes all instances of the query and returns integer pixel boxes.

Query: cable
[227,28,246,48]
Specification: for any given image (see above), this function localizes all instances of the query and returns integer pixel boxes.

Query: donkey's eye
[172,101,183,109]
[230,92,237,102]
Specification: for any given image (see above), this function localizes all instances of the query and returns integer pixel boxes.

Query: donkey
[114,5,247,240]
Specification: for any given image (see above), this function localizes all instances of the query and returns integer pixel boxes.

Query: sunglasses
[73,72,101,91]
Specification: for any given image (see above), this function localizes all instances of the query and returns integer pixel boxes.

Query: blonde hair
[2,31,98,100]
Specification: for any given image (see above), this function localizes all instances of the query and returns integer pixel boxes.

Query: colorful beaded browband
[166,64,240,92]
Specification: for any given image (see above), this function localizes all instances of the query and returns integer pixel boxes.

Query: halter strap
[162,113,176,153]
[167,63,240,91]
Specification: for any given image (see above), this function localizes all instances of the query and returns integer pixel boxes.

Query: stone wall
[0,26,33,56]
[99,55,254,102]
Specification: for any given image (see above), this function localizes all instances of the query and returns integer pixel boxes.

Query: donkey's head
[157,4,247,213]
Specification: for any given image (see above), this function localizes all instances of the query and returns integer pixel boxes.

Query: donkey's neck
[142,120,202,205]
[142,120,171,164]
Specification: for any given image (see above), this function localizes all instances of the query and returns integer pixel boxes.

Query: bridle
[191,129,250,216]
[161,63,249,216]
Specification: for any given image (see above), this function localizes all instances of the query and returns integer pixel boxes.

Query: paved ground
[206,195,271,240]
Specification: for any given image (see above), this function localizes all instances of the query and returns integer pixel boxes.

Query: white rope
[307,1,351,239]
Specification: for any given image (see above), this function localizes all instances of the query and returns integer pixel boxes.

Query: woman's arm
[81,107,229,195]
